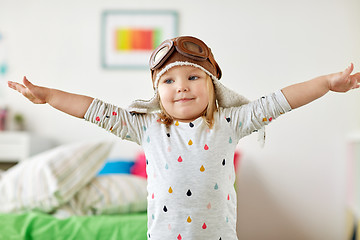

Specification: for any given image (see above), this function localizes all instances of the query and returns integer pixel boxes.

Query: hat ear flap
[128,92,161,114]
[213,80,249,108]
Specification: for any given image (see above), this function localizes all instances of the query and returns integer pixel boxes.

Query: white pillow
[0,140,113,213]
[54,174,147,217]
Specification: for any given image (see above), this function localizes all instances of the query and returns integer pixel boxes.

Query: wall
[0,0,359,239]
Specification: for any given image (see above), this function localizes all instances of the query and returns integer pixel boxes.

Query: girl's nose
[177,86,189,92]
[176,80,189,92]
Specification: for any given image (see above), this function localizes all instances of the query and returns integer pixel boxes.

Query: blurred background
[0,0,359,239]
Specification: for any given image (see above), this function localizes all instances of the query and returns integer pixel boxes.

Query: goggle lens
[153,46,169,66]
[182,41,204,55]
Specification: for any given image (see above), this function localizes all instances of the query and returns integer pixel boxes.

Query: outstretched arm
[281,63,360,109]
[8,76,94,118]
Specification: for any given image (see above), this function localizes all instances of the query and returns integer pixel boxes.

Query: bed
[0,140,148,240]
[0,211,147,240]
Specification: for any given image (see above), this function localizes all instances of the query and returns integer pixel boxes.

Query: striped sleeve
[227,89,292,140]
[84,99,153,145]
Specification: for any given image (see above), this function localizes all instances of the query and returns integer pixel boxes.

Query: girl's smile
[174,96,195,102]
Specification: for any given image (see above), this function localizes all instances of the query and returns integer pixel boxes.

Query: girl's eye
[164,79,174,84]
[189,76,199,80]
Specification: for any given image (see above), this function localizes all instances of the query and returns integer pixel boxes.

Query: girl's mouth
[175,98,194,103]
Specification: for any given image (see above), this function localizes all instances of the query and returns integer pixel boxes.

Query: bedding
[54,174,147,217]
[97,159,135,175]
[0,141,149,240]
[0,211,147,240]
[0,140,113,213]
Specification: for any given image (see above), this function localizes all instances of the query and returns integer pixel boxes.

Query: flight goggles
[149,36,222,79]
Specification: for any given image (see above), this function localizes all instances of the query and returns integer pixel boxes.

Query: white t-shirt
[84,90,291,240]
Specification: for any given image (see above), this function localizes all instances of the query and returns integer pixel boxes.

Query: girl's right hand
[8,76,49,104]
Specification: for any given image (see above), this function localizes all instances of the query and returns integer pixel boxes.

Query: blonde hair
[158,75,218,128]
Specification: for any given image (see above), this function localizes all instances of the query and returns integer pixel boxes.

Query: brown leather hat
[149,36,222,88]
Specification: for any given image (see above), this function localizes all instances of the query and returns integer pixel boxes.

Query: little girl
[8,36,360,240]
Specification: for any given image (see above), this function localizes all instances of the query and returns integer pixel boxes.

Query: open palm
[329,63,360,93]
[8,77,48,104]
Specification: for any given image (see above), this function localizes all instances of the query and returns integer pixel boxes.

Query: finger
[343,63,354,77]
[23,76,35,90]
[348,72,360,87]
[8,81,27,93]
[352,72,360,82]
[7,81,16,90]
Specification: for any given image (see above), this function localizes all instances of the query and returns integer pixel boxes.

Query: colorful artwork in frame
[101,10,179,69]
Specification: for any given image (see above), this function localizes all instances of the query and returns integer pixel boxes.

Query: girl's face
[157,65,210,122]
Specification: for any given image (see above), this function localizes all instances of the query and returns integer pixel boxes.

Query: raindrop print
[109,127,113,131]
[269,117,273,122]
[96,116,100,121]
[226,216,229,223]
[152,214,155,220]
[105,115,110,118]
[204,144,209,150]
[262,117,267,122]
[165,163,169,170]
[178,156,183,162]
[229,137,232,143]
[152,193,154,199]
[112,111,117,116]
[168,187,173,193]
[163,206,168,212]
[168,224,171,230]
[227,194,230,200]
[175,121,179,126]
[186,189,192,196]
[207,202,211,209]
[187,216,192,223]
[177,234,182,240]
[167,146,172,152]
[189,122,194,128]
[222,159,226,166]
[202,223,207,229]
[143,126,147,131]
[146,159,149,165]
[214,183,219,190]
[200,165,205,172]
[166,133,170,137]
[239,122,242,127]
[147,136,150,143]
[226,117,231,123]
[188,139,193,145]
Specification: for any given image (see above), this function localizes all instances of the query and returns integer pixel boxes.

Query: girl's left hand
[328,63,360,93]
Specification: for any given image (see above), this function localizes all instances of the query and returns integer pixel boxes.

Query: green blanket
[0,211,147,240]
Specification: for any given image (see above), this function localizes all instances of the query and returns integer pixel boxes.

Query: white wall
[1,0,359,239]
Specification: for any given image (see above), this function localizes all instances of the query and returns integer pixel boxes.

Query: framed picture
[101,10,179,69]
